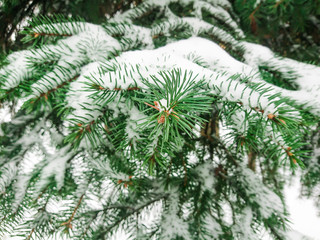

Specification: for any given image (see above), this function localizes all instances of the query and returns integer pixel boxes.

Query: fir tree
[0,0,319,239]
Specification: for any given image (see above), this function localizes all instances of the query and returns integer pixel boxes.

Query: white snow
[285,177,320,240]
[0,162,17,194]
[241,42,320,115]
[160,191,192,240]
[239,164,283,219]
[233,207,257,240]
[35,146,72,193]
[12,175,31,211]
[231,109,247,133]
[195,162,216,192]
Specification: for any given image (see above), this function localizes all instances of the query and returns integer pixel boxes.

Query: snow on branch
[160,191,191,240]
[238,164,283,219]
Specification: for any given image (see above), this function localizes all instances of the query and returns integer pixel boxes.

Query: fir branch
[26,196,50,240]
[32,32,72,38]
[93,85,140,92]
[248,3,261,33]
[30,74,79,103]
[62,194,85,229]
[182,159,188,187]
[200,133,239,167]
[26,228,35,240]
[101,194,168,235]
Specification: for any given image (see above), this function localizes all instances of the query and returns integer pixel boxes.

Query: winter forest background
[0,0,320,240]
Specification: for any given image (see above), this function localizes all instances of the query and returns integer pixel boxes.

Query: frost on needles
[0,0,319,240]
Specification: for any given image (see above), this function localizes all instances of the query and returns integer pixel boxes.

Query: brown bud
[278,119,286,125]
[104,125,110,134]
[158,115,165,124]
[219,43,226,49]
[267,113,275,119]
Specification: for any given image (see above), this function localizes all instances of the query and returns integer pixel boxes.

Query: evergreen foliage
[234,0,320,63]
[0,0,319,239]
[0,0,138,53]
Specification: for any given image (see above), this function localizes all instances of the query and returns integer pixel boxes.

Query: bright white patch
[195,162,216,192]
[233,207,257,239]
[239,165,283,219]
[35,146,73,193]
[160,191,192,240]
